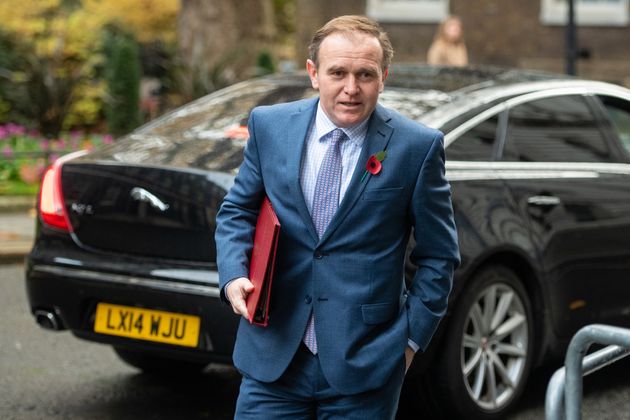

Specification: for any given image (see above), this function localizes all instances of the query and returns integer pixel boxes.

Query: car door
[497,92,630,338]
[443,111,539,291]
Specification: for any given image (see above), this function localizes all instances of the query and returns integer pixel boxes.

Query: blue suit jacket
[215,97,459,395]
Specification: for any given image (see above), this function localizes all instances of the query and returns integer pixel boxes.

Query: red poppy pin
[361,151,387,182]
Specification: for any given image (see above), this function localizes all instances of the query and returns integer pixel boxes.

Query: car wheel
[433,265,534,419]
[113,347,208,376]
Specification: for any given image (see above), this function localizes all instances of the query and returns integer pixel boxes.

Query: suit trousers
[234,344,406,419]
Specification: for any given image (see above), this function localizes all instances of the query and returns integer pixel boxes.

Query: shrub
[0,123,113,195]
[105,33,142,137]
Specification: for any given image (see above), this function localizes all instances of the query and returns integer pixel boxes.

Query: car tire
[113,347,208,376]
[433,265,535,420]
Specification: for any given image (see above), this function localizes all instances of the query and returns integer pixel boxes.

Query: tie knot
[329,128,346,146]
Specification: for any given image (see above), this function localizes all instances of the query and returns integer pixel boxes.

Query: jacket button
[314,251,323,259]
[305,295,312,304]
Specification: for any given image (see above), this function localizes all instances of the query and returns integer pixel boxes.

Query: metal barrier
[545,324,630,420]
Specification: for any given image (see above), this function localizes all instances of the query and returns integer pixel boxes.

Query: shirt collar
[314,101,369,147]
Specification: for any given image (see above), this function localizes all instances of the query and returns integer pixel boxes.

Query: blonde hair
[308,15,394,71]
[434,15,465,45]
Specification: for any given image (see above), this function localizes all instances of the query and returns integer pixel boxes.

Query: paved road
[1,264,240,420]
[2,263,630,419]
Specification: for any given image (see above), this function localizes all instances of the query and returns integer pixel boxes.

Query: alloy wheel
[460,282,529,411]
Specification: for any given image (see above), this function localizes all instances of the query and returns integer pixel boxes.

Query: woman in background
[427,15,468,66]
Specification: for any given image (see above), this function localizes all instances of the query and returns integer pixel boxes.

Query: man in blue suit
[215,15,460,419]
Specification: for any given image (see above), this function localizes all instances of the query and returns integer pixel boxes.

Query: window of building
[540,0,629,26]
[502,95,612,163]
[366,0,449,23]
[446,115,499,161]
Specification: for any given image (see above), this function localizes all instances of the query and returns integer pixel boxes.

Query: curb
[0,196,36,214]
[0,236,32,264]
[0,237,32,264]
[0,199,35,264]
[0,250,29,264]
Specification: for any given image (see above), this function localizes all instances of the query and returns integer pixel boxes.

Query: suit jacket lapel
[286,98,319,243]
[318,105,394,244]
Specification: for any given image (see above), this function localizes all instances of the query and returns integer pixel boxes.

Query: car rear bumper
[25,261,237,364]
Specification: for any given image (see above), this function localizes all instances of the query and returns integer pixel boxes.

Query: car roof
[386,64,569,92]
[257,66,630,128]
[271,64,570,93]
[423,77,630,130]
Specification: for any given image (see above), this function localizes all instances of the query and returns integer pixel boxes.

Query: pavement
[0,196,37,264]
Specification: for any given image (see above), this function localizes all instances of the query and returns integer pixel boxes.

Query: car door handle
[527,195,561,207]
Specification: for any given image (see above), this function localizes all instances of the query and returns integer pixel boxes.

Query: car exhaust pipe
[34,309,62,331]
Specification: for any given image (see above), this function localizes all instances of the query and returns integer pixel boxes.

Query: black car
[26,66,630,419]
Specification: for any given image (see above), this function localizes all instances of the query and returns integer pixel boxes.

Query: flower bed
[0,123,113,196]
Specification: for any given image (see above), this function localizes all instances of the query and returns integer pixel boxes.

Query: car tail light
[39,151,88,232]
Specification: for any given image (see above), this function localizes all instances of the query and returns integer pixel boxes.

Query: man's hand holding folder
[225,276,255,318]
[225,197,280,327]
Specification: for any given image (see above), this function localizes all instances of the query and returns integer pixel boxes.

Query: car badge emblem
[71,203,94,216]
[130,187,170,212]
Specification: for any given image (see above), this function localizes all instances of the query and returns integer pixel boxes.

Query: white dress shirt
[300,102,368,214]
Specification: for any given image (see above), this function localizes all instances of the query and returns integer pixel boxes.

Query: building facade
[296,0,630,85]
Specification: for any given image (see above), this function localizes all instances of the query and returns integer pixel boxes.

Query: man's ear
[306,59,319,90]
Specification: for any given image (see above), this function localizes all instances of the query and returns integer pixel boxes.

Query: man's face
[306,32,388,128]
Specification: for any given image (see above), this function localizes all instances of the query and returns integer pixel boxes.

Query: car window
[502,95,612,162]
[598,95,630,155]
[446,115,498,161]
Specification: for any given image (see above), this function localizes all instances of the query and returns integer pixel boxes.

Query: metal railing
[545,324,630,420]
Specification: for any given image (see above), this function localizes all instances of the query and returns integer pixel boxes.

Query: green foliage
[257,50,276,75]
[105,33,141,137]
[273,0,296,42]
[0,13,102,136]
[0,0,179,136]
[1,181,39,196]
[0,30,37,128]
[0,122,113,196]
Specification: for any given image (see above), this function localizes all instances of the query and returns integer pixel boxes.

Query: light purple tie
[303,128,346,354]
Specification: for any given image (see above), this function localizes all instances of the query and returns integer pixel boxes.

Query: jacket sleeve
[406,130,460,350]
[214,109,266,303]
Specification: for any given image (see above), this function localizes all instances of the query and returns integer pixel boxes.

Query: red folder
[246,196,280,327]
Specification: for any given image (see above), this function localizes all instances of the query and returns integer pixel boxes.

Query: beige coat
[427,40,468,67]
